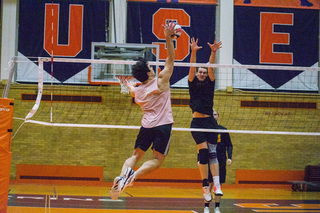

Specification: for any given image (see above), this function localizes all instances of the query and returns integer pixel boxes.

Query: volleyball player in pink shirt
[110,22,176,200]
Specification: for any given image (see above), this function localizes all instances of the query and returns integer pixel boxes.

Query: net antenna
[25,57,45,120]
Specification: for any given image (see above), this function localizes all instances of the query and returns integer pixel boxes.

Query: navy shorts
[134,124,172,155]
[191,117,218,145]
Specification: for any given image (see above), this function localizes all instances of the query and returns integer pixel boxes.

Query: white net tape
[22,119,320,136]
[38,57,320,71]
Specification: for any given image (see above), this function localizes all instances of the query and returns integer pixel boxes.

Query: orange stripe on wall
[235,169,304,184]
[235,0,320,10]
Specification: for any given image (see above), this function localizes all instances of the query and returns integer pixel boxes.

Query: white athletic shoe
[214,207,221,213]
[202,186,212,202]
[214,185,223,196]
[119,167,136,193]
[110,176,122,200]
[204,206,210,213]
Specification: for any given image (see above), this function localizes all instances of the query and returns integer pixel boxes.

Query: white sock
[214,176,220,188]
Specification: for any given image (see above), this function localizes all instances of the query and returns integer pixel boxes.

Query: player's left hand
[227,159,232,166]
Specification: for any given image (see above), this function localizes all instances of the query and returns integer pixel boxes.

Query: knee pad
[198,149,209,164]
[208,143,218,164]
[209,151,218,164]
[208,143,217,153]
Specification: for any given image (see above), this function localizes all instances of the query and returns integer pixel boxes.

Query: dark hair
[132,57,150,82]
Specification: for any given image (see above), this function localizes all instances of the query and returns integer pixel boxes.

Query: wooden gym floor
[7,183,320,213]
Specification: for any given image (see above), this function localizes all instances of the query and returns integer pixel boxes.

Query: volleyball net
[3,56,320,137]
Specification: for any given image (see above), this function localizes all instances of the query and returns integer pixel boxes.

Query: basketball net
[116,75,134,95]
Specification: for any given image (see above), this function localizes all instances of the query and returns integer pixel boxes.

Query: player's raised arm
[207,39,222,81]
[157,22,175,91]
[188,37,202,82]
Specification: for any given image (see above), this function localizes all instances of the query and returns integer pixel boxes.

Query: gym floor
[7,183,320,213]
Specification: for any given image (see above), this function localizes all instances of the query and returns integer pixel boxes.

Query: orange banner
[128,0,217,5]
[234,0,320,10]
[0,98,14,213]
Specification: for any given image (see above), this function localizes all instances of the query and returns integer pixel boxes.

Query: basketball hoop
[116,75,134,95]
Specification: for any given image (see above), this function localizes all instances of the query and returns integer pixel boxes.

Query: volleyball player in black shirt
[188,37,222,205]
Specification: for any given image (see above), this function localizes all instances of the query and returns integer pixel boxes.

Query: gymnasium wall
[1,0,319,185]
[2,84,319,184]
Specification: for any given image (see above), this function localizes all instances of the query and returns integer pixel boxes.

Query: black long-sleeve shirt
[217,125,233,164]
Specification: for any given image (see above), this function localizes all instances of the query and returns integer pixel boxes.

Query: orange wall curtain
[234,0,320,9]
[0,98,14,213]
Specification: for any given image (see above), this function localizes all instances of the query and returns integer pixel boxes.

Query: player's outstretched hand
[189,37,202,52]
[163,21,175,39]
[207,39,222,52]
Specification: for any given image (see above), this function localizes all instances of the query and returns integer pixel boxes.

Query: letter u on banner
[44,3,84,57]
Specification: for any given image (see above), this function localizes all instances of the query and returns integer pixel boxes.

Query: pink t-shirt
[134,78,174,128]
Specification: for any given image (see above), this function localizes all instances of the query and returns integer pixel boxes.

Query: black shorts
[134,124,172,156]
[191,117,218,145]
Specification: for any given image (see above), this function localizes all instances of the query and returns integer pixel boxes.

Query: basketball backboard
[89,43,159,85]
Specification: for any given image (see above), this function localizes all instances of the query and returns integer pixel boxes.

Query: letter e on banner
[152,8,190,61]
[260,12,293,65]
[44,4,83,57]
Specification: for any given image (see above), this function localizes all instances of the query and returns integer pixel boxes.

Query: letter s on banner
[44,4,83,57]
[152,8,190,61]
